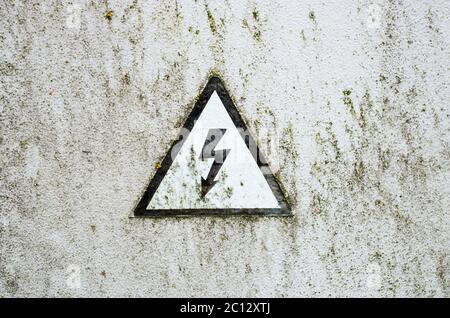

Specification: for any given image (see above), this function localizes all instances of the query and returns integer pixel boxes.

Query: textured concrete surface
[0,0,449,297]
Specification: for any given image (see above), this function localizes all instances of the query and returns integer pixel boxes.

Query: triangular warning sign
[134,76,291,216]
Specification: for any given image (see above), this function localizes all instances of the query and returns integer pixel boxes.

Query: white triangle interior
[147,91,280,210]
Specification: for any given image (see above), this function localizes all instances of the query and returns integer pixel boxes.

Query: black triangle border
[134,76,292,217]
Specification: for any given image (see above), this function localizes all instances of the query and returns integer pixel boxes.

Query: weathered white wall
[1,0,449,297]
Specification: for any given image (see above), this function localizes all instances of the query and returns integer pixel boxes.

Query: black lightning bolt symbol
[199,129,230,197]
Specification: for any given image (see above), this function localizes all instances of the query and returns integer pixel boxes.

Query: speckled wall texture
[0,0,449,297]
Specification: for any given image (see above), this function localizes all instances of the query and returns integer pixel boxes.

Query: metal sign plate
[134,76,290,216]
